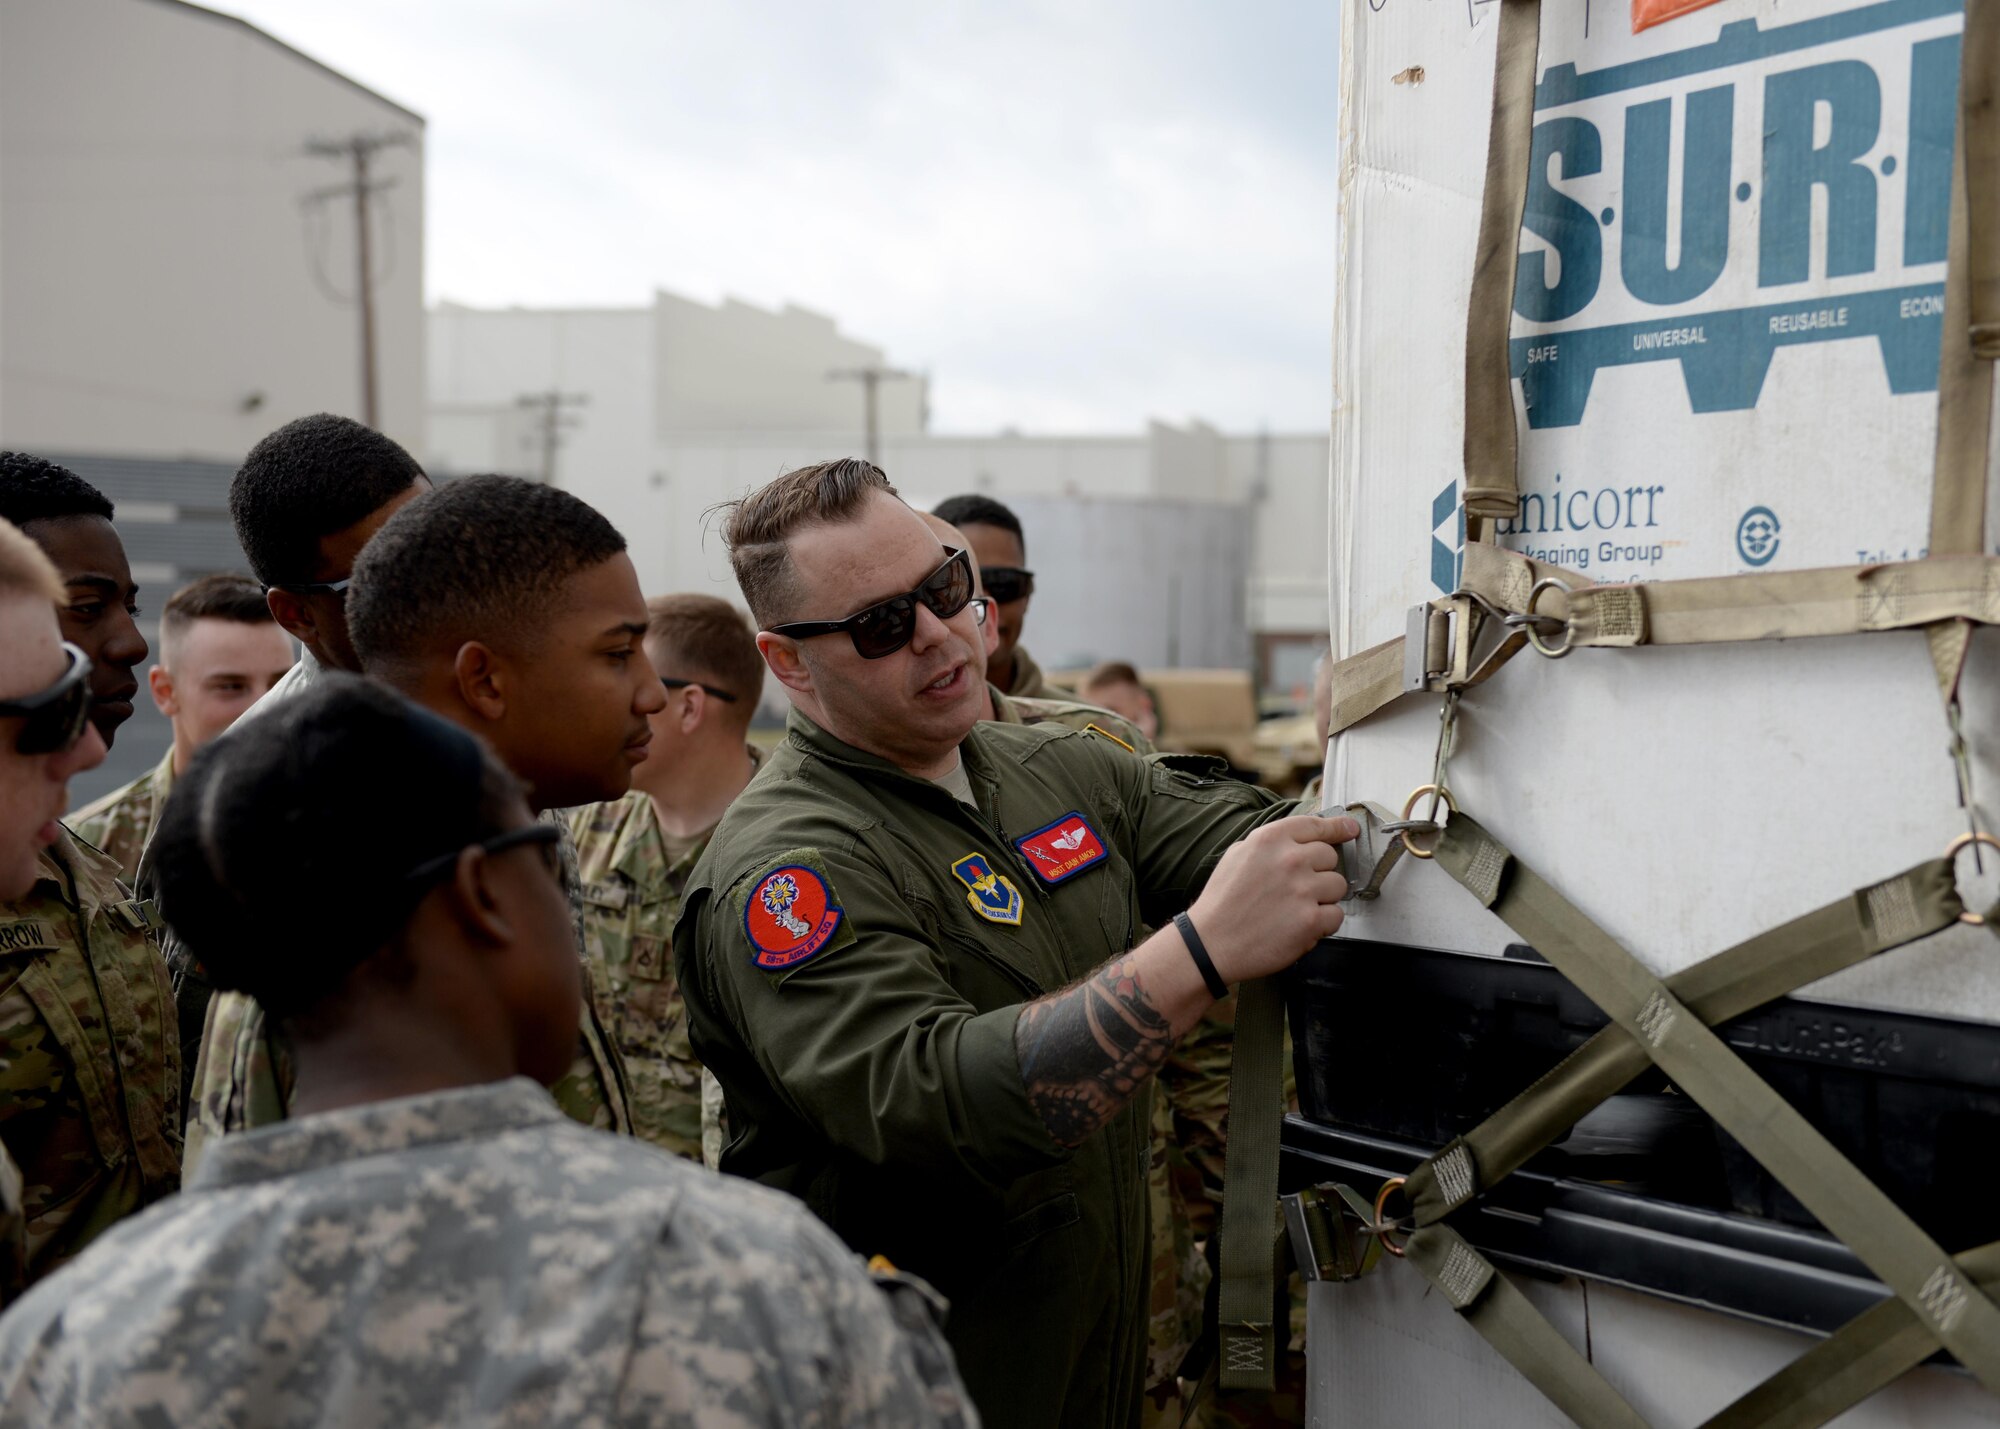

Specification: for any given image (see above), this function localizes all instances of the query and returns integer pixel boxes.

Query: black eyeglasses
[768,547,976,660]
[402,824,563,890]
[969,597,992,628]
[274,577,352,600]
[0,643,95,756]
[660,677,739,703]
[980,566,1035,604]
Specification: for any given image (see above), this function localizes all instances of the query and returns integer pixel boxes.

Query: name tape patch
[0,919,59,956]
[1014,813,1108,886]
[743,865,845,971]
[951,853,1023,925]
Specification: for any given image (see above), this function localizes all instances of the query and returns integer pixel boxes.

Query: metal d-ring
[1399,784,1456,860]
[1374,1176,1410,1258]
[1524,577,1575,659]
[1947,831,2000,925]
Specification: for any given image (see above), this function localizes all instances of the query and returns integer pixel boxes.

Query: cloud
[223,0,1338,433]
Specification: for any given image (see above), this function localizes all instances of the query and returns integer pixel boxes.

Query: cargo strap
[1412,813,2000,1404]
[1403,857,1962,1224]
[1963,0,1999,365]
[1216,974,1287,1389]
[1931,0,1997,555]
[1327,548,2000,736]
[1462,0,1542,529]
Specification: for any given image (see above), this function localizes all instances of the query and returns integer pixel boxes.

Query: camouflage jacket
[991,686,1152,754]
[183,818,631,1175]
[0,1078,979,1428]
[0,831,180,1286]
[67,748,174,887]
[999,644,1053,700]
[565,745,764,1162]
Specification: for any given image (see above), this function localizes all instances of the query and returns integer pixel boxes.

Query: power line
[515,390,589,485]
[827,366,917,465]
[304,130,415,429]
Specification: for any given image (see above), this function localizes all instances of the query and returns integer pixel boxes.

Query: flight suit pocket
[1004,1188,1081,1251]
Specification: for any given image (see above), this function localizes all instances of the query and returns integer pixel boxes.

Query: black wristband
[1174,911,1230,1001]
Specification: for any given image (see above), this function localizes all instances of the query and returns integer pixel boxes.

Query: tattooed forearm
[1014,954,1173,1148]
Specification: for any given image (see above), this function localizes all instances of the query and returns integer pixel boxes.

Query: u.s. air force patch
[742,862,847,971]
[951,853,1022,925]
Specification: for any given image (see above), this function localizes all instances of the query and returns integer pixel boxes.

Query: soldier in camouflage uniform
[1,675,977,1428]
[0,461,182,1287]
[71,573,293,884]
[187,476,664,1167]
[567,593,770,1160]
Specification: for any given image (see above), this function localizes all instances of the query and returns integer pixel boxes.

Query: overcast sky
[224,0,1339,436]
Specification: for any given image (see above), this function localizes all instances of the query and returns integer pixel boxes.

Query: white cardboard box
[1327,0,2000,1017]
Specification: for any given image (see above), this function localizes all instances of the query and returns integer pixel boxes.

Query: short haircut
[1082,660,1145,692]
[0,452,115,528]
[645,593,762,712]
[151,672,524,1022]
[719,458,897,627]
[230,414,426,587]
[0,518,62,604]
[348,475,628,678]
[931,493,1023,547]
[159,573,279,667]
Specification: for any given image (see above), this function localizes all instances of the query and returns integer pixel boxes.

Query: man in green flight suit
[567,593,768,1160]
[676,459,1357,1429]
[0,457,181,1287]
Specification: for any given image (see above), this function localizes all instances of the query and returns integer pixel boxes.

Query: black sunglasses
[980,566,1035,604]
[0,643,95,756]
[768,547,976,660]
[274,577,352,600]
[402,824,563,890]
[661,677,739,703]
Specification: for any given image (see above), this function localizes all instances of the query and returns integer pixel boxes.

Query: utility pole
[515,390,589,484]
[305,131,413,429]
[827,366,916,465]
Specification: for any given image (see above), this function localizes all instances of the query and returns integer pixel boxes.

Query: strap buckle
[1519,576,1575,658]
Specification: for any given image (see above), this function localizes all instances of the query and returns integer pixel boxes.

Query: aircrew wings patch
[1014,812,1108,885]
[742,862,847,971]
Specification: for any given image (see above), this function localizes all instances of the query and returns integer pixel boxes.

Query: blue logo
[1736,506,1781,566]
[950,852,1023,926]
[1431,481,1465,594]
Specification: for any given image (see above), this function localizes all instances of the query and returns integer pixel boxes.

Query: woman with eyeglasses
[0,673,976,1428]
[0,515,181,1298]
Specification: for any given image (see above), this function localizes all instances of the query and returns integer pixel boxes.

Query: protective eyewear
[980,566,1035,604]
[661,677,739,703]
[402,823,563,890]
[0,643,95,756]
[969,597,992,628]
[768,547,976,660]
[275,577,352,600]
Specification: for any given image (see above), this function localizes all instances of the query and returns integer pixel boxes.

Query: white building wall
[0,0,426,461]
[422,297,1329,684]
[655,291,926,437]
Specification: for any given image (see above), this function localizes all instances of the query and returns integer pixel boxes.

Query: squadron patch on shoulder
[743,864,845,971]
[1014,812,1108,886]
[951,853,1023,926]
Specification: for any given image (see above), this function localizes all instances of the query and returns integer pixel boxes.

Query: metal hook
[1524,576,1575,659]
[1947,831,2000,926]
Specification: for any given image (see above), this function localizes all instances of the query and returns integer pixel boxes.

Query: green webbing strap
[1433,815,2000,1396]
[1703,1242,2000,1429]
[1407,1225,1653,1429]
[1930,0,1997,555]
[1461,0,1541,526]
[1964,0,1998,361]
[1216,974,1286,1389]
[1405,858,1961,1223]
